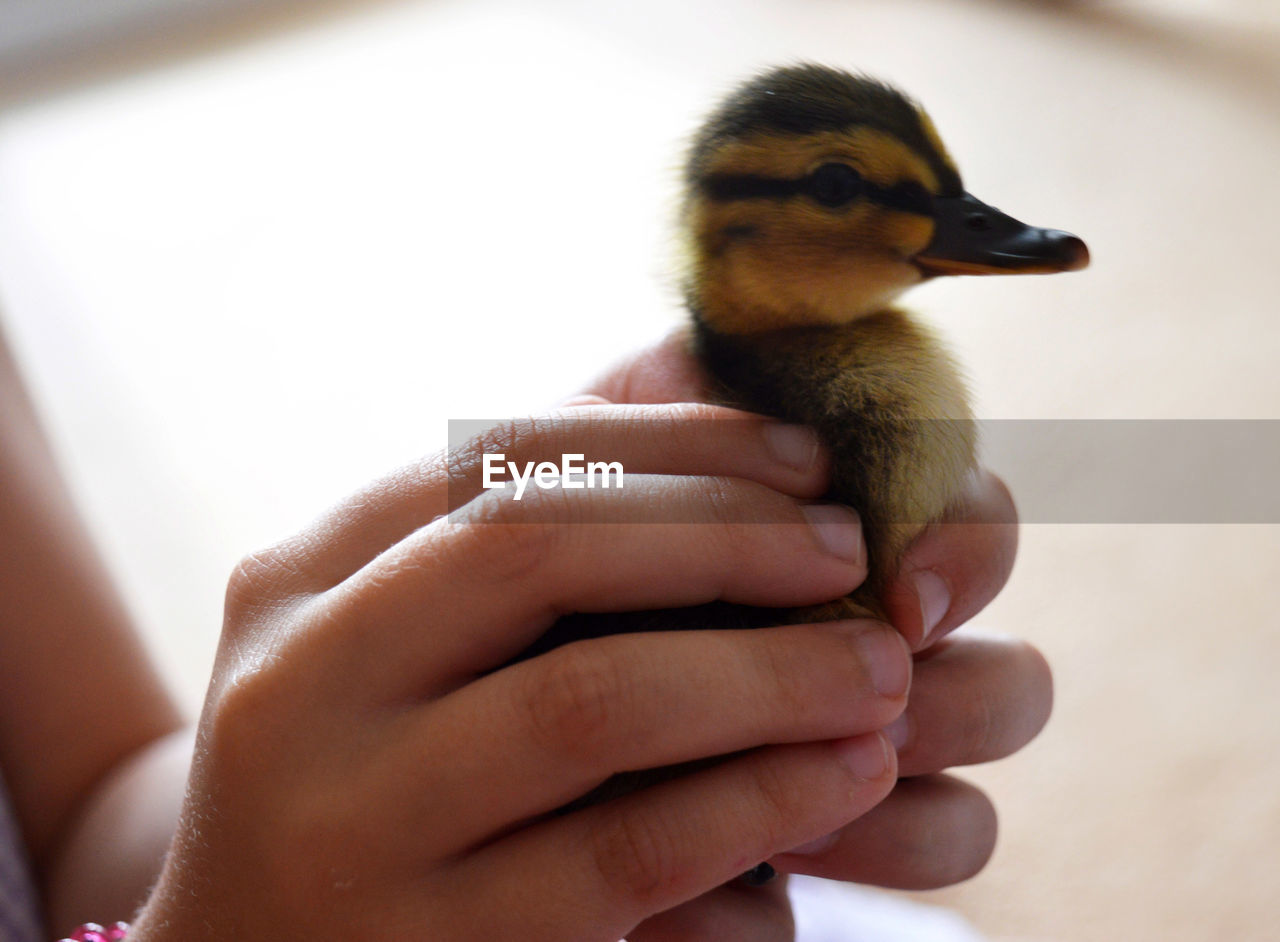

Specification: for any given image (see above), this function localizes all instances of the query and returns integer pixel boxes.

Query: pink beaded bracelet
[58,922,130,942]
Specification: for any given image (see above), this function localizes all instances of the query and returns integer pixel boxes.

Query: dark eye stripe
[699,172,934,216]
[873,180,933,215]
[701,174,805,201]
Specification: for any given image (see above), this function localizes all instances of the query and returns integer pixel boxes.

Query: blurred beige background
[1,1,1277,940]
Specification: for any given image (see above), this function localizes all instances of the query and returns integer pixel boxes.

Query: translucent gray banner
[447,418,1280,523]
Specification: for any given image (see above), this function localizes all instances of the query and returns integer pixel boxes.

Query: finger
[318,477,868,695]
[241,404,832,596]
[388,621,908,851]
[881,467,1019,650]
[890,633,1053,777]
[625,877,793,942]
[444,405,831,510]
[770,774,997,890]
[448,733,896,941]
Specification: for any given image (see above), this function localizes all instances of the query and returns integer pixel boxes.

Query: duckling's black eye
[807,163,863,208]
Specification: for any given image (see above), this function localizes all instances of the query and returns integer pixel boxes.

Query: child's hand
[131,331,1050,942]
[132,402,909,941]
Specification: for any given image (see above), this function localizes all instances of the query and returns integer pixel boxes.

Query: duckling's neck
[690,306,968,427]
[687,266,914,335]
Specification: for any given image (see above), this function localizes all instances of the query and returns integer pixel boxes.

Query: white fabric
[791,877,989,942]
[620,878,989,942]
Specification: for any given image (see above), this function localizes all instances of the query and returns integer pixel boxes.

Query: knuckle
[694,478,791,568]
[696,475,757,526]
[226,550,275,609]
[455,417,526,467]
[744,757,802,846]
[203,659,292,772]
[755,629,823,724]
[754,624,897,734]
[524,645,626,757]
[662,401,738,435]
[589,807,686,908]
[224,544,304,624]
[451,416,549,481]
[447,492,563,586]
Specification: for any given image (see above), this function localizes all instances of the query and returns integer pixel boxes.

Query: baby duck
[520,66,1086,881]
[685,63,1086,619]
[690,63,1087,884]
[529,63,1087,647]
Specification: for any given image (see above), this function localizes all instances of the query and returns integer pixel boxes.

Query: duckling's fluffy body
[696,310,973,612]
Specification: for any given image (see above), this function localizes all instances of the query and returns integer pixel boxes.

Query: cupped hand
[131,402,911,942]
[578,331,1052,941]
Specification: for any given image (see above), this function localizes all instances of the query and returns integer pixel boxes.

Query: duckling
[682,63,1088,619]
[525,62,1087,643]
[517,63,1087,882]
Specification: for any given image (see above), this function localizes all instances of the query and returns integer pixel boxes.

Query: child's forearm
[0,327,184,925]
[43,730,192,932]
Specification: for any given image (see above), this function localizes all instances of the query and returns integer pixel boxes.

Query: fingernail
[884,714,911,751]
[855,627,910,697]
[787,831,840,857]
[801,504,864,562]
[836,732,890,780]
[912,569,951,645]
[764,423,822,472]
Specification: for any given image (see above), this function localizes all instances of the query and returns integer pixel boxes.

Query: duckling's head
[682,64,1088,334]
